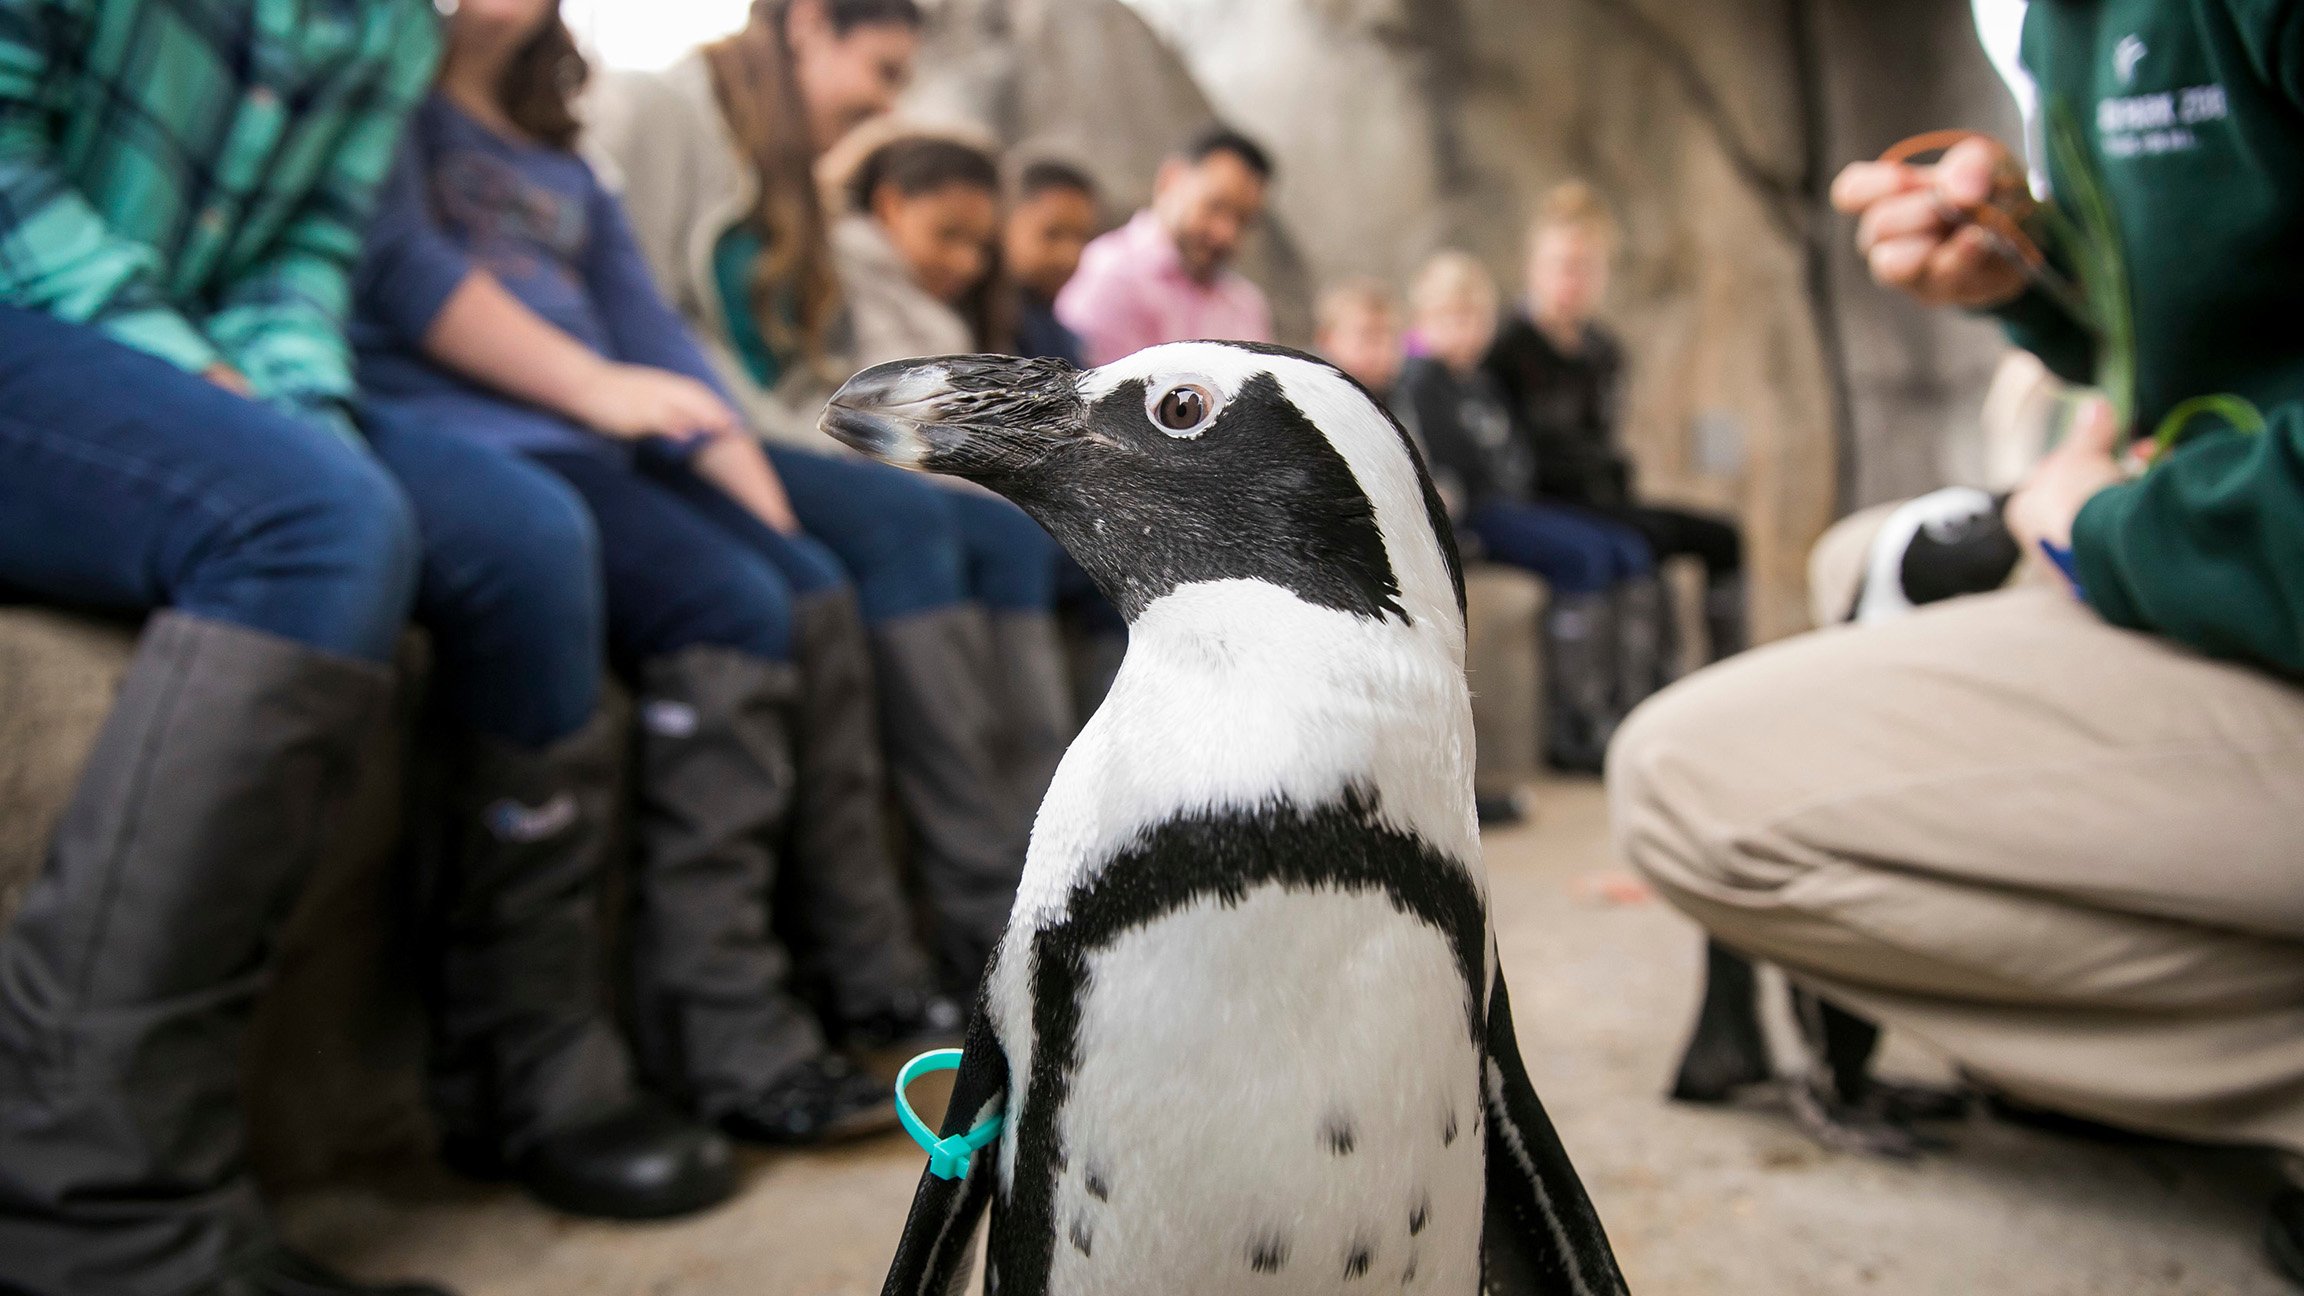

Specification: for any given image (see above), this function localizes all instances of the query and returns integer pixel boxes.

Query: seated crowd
[26,0,2301,1291]
[0,1,1720,1291]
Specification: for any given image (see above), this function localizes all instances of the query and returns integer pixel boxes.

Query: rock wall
[912,0,2025,640]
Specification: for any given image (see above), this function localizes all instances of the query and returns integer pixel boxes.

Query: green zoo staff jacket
[1990,0,2304,675]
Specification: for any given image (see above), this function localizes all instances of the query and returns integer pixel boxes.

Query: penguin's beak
[820,354,1085,484]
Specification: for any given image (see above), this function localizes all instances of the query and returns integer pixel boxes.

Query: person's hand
[2007,396,2126,585]
[692,433,802,535]
[1831,135,2031,309]
[572,362,738,443]
[203,363,254,397]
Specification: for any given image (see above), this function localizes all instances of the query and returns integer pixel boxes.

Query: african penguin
[822,341,1628,1296]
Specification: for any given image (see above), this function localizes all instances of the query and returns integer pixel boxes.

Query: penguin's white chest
[1037,883,1485,1295]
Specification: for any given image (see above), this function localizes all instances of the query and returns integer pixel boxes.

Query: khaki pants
[1610,579,2304,1150]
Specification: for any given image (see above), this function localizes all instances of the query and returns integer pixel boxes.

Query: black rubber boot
[1783,988,1967,1158]
[2266,1185,2304,1288]
[1669,939,1773,1103]
[782,590,946,1038]
[0,614,391,1295]
[1542,590,1620,774]
[868,608,1028,992]
[424,709,733,1221]
[626,646,838,1127]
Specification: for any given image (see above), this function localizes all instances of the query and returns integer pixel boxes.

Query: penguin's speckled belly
[1041,883,1485,1295]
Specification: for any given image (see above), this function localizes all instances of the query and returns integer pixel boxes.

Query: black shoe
[201,1248,454,1296]
[721,1054,900,1146]
[838,987,966,1054]
[2267,1188,2304,1288]
[443,1096,736,1221]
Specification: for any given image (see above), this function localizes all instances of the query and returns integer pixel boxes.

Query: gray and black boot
[1612,574,1671,714]
[985,608,1075,839]
[0,613,451,1296]
[1542,590,1621,775]
[425,709,733,1221]
[627,646,890,1146]
[1704,571,1748,663]
[785,590,958,1056]
[867,607,1028,992]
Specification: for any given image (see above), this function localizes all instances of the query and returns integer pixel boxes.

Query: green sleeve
[0,0,221,371]
[205,13,437,414]
[2070,407,2304,675]
[1991,284,2097,387]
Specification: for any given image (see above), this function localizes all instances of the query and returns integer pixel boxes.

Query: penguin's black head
[821,341,1464,629]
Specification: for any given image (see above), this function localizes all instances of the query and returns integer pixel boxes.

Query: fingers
[2064,395,2120,455]
[1935,137,2009,208]
[1830,160,1927,214]
[1920,224,2025,305]
[1855,187,1956,256]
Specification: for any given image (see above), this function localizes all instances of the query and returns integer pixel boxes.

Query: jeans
[365,411,849,747]
[1467,499,1655,597]
[767,447,1061,622]
[0,306,417,661]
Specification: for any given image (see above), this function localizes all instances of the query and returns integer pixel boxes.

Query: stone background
[905,0,2027,641]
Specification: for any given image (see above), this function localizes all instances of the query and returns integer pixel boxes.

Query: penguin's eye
[1145,379,1221,438]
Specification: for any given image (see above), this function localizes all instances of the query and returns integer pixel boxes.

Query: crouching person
[0,2,451,1293]
[1615,0,2304,1280]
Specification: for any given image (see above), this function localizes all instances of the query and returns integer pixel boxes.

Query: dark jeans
[1576,500,1743,578]
[362,415,847,747]
[1466,500,1655,597]
[0,305,417,659]
[767,446,1061,621]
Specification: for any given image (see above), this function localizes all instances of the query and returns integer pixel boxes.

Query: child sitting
[1398,257,1666,771]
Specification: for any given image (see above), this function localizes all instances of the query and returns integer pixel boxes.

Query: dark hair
[847,134,1011,353]
[1180,124,1274,181]
[1015,158,1098,204]
[846,135,1002,214]
[496,15,589,150]
[706,0,927,375]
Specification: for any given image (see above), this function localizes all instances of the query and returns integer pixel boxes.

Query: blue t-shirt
[353,94,730,458]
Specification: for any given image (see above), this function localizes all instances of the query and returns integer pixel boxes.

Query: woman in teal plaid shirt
[0,3,730,1294]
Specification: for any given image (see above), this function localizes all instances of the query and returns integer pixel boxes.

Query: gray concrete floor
[280,779,2289,1295]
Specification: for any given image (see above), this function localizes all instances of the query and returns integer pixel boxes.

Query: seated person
[1392,255,1667,772]
[586,1,1053,990]
[0,3,457,1292]
[1487,181,1746,664]
[828,128,1075,827]
[1614,0,2304,1282]
[1004,158,1101,367]
[354,0,957,1158]
[1057,125,1275,363]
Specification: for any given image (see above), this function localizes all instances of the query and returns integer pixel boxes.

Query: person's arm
[358,134,740,449]
[203,11,440,417]
[0,1,220,371]
[579,177,798,533]
[582,177,735,393]
[2008,397,2304,675]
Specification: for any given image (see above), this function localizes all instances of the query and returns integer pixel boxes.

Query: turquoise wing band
[895,1048,1006,1181]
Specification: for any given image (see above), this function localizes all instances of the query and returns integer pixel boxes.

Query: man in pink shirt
[1057,127,1276,365]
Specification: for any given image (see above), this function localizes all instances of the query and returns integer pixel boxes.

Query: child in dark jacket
[1389,256,1667,770]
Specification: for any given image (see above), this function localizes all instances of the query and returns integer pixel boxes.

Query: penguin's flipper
[882,1006,1010,1296]
[1481,968,1629,1295]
